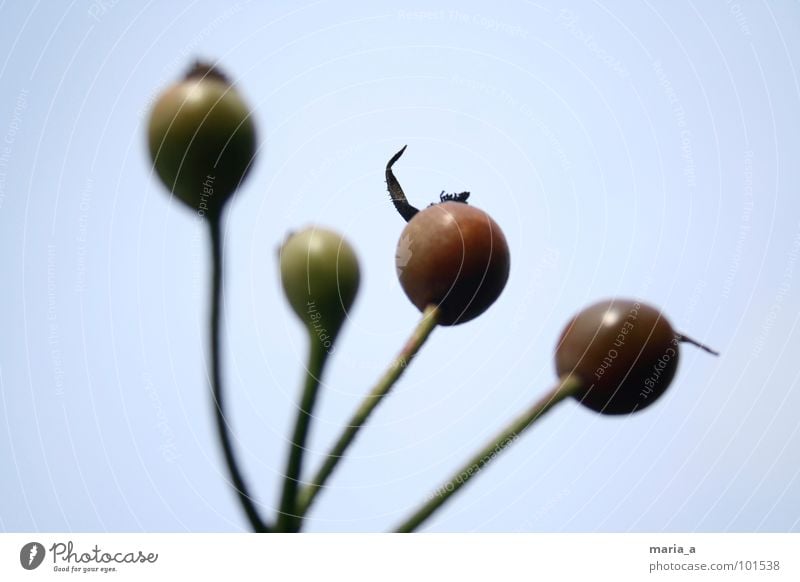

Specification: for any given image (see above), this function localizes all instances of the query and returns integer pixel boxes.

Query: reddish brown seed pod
[396,201,510,326]
[555,299,716,414]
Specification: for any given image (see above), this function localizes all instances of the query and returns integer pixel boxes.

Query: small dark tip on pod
[676,333,719,356]
[184,60,230,83]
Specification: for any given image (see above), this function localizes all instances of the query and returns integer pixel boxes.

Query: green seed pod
[280,227,360,343]
[148,62,257,219]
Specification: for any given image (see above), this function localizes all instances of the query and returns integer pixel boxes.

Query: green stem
[296,305,440,522]
[275,330,329,532]
[393,374,584,533]
[208,218,269,532]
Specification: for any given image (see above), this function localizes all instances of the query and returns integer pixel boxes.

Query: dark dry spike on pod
[676,333,720,356]
[385,145,420,222]
[184,60,230,84]
[439,191,470,203]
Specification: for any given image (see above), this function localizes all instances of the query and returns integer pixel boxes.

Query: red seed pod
[396,201,510,326]
[555,299,716,414]
[385,147,510,326]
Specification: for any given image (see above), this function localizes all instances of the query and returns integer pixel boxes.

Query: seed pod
[148,62,257,219]
[555,299,716,414]
[396,201,510,326]
[280,227,360,341]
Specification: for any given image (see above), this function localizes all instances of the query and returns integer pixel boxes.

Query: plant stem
[208,218,269,532]
[393,374,584,533]
[275,330,329,532]
[296,304,440,522]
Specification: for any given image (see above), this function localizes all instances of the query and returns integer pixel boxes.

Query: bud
[280,227,360,340]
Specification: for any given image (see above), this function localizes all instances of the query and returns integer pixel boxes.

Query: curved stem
[393,374,584,533]
[276,333,328,532]
[208,218,269,532]
[296,305,440,522]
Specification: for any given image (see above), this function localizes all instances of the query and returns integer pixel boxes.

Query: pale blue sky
[1,1,799,532]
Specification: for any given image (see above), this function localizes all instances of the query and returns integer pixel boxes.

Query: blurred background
[1,1,798,532]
